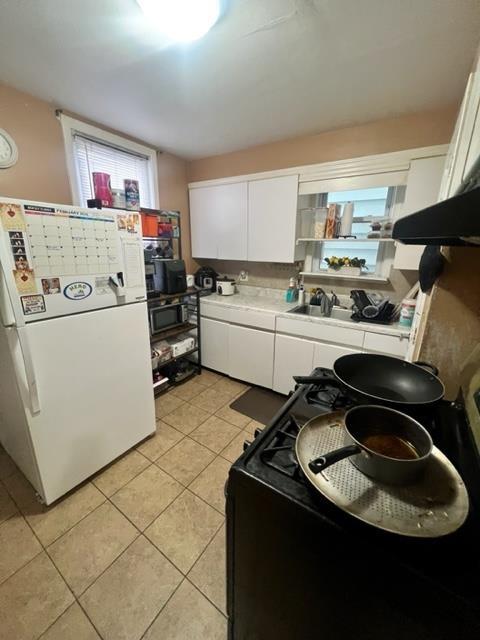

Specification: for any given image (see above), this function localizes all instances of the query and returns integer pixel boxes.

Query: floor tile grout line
[0,477,196,601]
[184,520,228,616]
[41,497,109,550]
[183,483,227,518]
[138,576,189,640]
[184,575,228,620]
[75,531,185,640]
[2,476,110,549]
[38,600,105,640]
[144,488,224,576]
[0,517,44,587]
[25,540,89,640]
[92,457,155,500]
[154,445,215,489]
[41,550,108,640]
[43,501,141,569]
[70,529,143,599]
[107,473,187,534]
[0,505,21,528]
[188,424,244,457]
[161,401,214,433]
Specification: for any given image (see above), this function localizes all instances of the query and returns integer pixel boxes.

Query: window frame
[301,178,406,279]
[60,114,159,209]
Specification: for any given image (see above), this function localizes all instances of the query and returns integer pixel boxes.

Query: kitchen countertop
[200,287,411,338]
[274,308,411,338]
[201,291,294,314]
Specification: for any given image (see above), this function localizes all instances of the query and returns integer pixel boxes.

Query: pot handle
[308,444,360,474]
[413,361,439,377]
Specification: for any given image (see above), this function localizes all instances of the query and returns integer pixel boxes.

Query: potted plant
[324,256,367,276]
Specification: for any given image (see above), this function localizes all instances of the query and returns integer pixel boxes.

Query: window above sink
[297,174,407,280]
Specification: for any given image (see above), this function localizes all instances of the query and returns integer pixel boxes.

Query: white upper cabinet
[189,182,248,260]
[441,67,480,198]
[247,175,299,263]
[393,155,446,270]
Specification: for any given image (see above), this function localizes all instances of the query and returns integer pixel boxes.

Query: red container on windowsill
[92,172,113,207]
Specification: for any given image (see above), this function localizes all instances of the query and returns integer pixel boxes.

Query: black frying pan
[294,353,445,409]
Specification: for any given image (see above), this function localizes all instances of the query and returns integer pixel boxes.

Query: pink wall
[188,106,457,182]
[0,83,194,269]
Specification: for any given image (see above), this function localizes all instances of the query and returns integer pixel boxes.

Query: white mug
[186,274,195,288]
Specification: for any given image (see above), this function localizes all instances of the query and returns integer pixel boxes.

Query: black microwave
[149,302,188,336]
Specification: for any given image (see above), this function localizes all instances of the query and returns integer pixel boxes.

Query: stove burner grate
[306,386,351,410]
[260,416,303,479]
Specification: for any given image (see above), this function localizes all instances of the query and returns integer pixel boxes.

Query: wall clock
[0,129,18,168]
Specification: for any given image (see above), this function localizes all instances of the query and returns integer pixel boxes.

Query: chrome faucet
[310,289,339,317]
[320,291,339,317]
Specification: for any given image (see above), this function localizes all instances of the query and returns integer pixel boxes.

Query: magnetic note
[13,269,37,294]
[0,203,26,231]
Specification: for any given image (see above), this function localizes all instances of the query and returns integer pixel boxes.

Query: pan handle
[413,361,439,377]
[308,445,360,474]
[293,374,337,385]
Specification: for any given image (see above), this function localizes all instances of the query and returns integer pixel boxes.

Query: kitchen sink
[288,305,353,321]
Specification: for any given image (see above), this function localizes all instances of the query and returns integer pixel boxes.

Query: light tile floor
[0,370,262,640]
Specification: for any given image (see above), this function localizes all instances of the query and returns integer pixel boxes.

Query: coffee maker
[149,259,187,295]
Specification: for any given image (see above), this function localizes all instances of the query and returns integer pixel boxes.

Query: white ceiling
[0,0,479,159]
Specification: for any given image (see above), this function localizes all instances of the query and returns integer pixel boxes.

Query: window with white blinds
[73,134,154,208]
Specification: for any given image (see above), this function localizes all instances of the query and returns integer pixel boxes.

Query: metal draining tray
[295,411,469,537]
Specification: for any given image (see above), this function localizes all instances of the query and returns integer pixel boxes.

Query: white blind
[73,134,153,208]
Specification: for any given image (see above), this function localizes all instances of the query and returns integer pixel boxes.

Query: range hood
[393,156,480,246]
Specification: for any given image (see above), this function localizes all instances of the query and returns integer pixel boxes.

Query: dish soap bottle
[285,277,297,303]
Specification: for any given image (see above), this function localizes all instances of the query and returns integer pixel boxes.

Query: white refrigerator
[0,198,155,505]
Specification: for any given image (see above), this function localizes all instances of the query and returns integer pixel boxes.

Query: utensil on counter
[308,405,433,485]
[294,353,445,410]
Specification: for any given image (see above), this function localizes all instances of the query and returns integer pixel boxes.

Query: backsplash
[196,259,418,303]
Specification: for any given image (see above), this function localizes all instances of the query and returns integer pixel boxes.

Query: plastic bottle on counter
[399,298,417,327]
[285,277,298,303]
[298,284,306,305]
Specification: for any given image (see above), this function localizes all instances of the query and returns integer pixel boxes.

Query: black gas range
[226,368,480,640]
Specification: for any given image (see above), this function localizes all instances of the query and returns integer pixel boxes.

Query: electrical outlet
[239,270,249,282]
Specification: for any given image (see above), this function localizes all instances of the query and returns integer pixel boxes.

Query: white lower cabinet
[312,342,362,370]
[200,317,229,374]
[201,308,408,390]
[363,332,409,358]
[273,334,314,395]
[228,324,275,388]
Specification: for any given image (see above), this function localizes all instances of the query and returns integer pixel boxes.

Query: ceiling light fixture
[137,0,221,43]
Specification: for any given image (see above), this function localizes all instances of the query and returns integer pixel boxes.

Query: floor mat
[230,386,286,425]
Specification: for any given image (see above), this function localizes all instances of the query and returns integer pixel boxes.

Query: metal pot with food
[308,405,433,485]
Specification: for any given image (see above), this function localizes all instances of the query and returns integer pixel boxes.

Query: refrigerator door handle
[0,260,16,327]
[17,330,41,415]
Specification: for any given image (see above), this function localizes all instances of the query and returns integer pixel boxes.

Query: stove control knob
[254,428,263,438]
[243,440,253,451]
